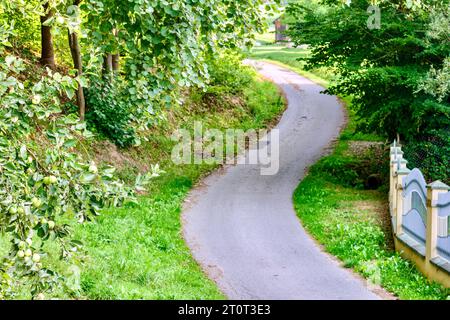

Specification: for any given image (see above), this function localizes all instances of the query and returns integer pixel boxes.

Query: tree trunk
[68,27,85,120]
[103,54,113,78]
[40,3,56,69]
[102,28,120,80]
[112,53,120,74]
[102,52,119,79]
[111,28,120,75]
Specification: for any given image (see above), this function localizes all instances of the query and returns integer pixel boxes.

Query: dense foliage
[84,79,137,148]
[287,0,449,182]
[0,39,160,298]
[0,0,278,298]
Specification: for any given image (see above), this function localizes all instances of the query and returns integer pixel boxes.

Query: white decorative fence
[390,141,450,287]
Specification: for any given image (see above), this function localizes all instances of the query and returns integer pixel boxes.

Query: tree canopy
[287,0,449,180]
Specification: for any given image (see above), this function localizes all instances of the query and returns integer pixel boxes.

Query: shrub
[206,52,254,95]
[403,129,450,184]
[310,141,390,190]
[311,155,362,188]
[85,80,137,148]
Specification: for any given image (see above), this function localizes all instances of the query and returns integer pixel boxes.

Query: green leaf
[63,139,77,148]
[80,173,97,184]
[64,87,76,100]
[42,17,54,27]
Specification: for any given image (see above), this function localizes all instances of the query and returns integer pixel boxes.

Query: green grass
[74,178,220,299]
[69,74,285,299]
[255,32,276,45]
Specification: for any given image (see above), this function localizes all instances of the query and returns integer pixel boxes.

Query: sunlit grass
[254,32,276,45]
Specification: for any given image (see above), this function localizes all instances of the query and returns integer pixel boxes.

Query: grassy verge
[252,43,449,300]
[69,70,285,299]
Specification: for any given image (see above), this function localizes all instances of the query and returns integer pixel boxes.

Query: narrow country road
[182,61,380,300]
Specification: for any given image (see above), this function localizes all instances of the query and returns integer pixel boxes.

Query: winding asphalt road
[182,61,380,300]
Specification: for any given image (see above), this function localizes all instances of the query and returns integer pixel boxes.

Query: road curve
[182,61,380,300]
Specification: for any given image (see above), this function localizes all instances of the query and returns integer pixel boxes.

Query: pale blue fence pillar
[390,141,405,215]
[426,181,450,264]
[394,167,411,235]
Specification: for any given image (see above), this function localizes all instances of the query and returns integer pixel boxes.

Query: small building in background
[274,18,288,43]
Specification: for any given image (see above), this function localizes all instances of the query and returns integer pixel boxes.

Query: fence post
[390,142,404,210]
[426,181,450,264]
[392,158,408,218]
[395,167,411,235]
[390,142,397,204]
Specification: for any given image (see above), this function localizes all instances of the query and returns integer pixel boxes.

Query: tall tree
[67,0,85,120]
[40,2,56,69]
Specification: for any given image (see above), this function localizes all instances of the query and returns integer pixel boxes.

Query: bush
[206,52,254,95]
[85,80,137,148]
[311,156,362,188]
[403,129,450,184]
[0,48,269,299]
[0,54,159,299]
